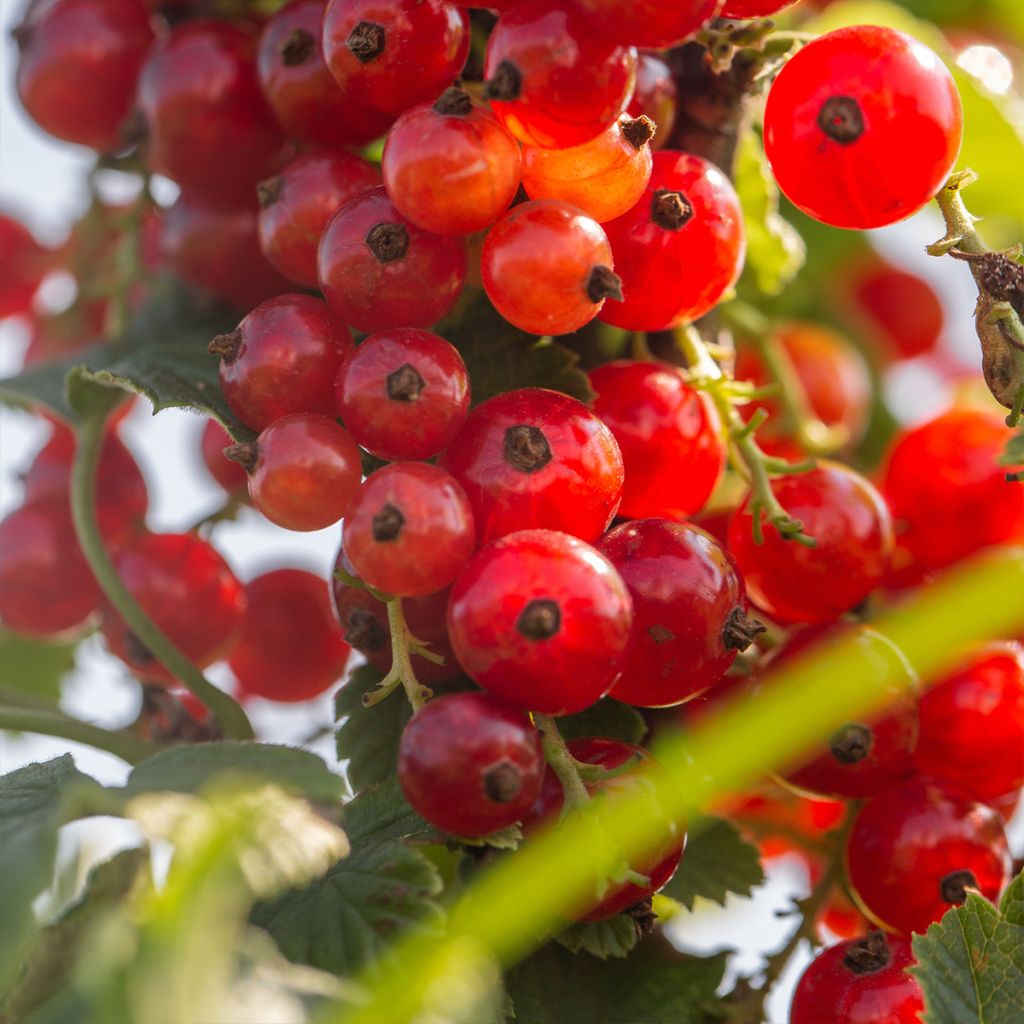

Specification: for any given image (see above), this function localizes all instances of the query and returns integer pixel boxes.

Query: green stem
[104,174,154,340]
[71,403,255,740]
[361,598,433,712]
[0,704,158,765]
[533,713,590,813]
[928,169,986,258]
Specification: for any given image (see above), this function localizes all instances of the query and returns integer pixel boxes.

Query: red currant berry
[229,569,351,702]
[228,414,362,532]
[342,462,476,597]
[481,200,622,336]
[763,26,962,229]
[882,408,1024,573]
[439,388,623,545]
[0,496,102,639]
[447,529,632,716]
[915,642,1024,803]
[846,777,1011,935]
[318,187,467,332]
[200,420,248,495]
[526,737,684,920]
[589,360,725,520]
[0,211,50,319]
[521,115,655,224]
[721,0,797,16]
[258,0,395,147]
[210,294,353,432]
[382,88,521,236]
[728,462,894,624]
[257,148,381,288]
[598,519,762,707]
[599,150,745,330]
[322,0,470,115]
[101,532,247,684]
[14,0,154,152]
[626,52,677,150]
[483,1,636,149]
[790,931,924,1024]
[335,328,469,461]
[398,692,545,837]
[136,20,289,206]
[576,0,721,49]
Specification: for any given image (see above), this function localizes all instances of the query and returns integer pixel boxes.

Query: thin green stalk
[533,713,590,812]
[70,404,254,740]
[0,704,158,765]
[361,598,433,711]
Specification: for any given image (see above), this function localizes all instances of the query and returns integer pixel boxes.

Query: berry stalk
[533,712,590,813]
[360,596,435,712]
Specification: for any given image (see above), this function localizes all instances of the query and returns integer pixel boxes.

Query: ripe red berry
[520,115,655,224]
[100,532,247,684]
[318,187,467,332]
[342,462,476,597]
[526,737,684,920]
[882,408,1024,573]
[200,420,248,495]
[721,0,797,16]
[439,388,624,545]
[790,931,924,1024]
[846,777,1011,935]
[335,328,469,460]
[257,148,382,288]
[483,1,637,149]
[228,569,351,703]
[229,414,362,532]
[0,496,102,639]
[0,211,50,319]
[764,26,962,229]
[626,52,677,150]
[589,360,725,520]
[728,462,894,624]
[447,529,632,716]
[398,692,545,837]
[322,0,470,115]
[14,0,154,152]
[258,0,395,147]
[915,642,1024,803]
[136,20,288,206]
[599,150,745,330]
[575,0,721,49]
[481,200,622,336]
[382,88,522,236]
[210,294,353,432]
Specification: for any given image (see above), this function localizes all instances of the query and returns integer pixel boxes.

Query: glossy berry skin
[398,692,544,837]
[766,624,919,801]
[790,932,924,1024]
[335,328,469,460]
[481,200,621,336]
[728,462,894,625]
[439,388,623,545]
[598,519,760,707]
[846,777,1011,936]
[447,529,632,716]
[521,115,654,224]
[258,0,395,147]
[136,21,289,207]
[382,89,521,236]
[882,408,1024,573]
[627,53,677,150]
[200,420,248,495]
[849,260,944,360]
[0,212,49,318]
[0,497,102,638]
[576,0,721,49]
[589,361,725,520]
[236,414,362,532]
[229,569,350,703]
[211,294,353,432]
[257,148,382,288]
[342,462,476,597]
[915,643,1024,802]
[318,187,467,332]
[100,532,246,684]
[599,150,745,330]
[322,0,470,115]
[764,26,962,229]
[721,0,797,15]
[527,738,684,920]
[483,1,637,149]
[14,0,154,152]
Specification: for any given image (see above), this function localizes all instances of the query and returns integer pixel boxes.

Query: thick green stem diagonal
[0,705,157,764]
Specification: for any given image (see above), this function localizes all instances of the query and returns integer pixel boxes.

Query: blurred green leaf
[558,699,648,745]
[0,629,77,706]
[1001,427,1024,466]
[554,915,639,960]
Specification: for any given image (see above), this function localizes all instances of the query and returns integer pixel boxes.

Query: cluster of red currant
[2,0,1023,1020]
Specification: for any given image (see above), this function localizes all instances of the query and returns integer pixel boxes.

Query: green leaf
[506,936,727,1024]
[554,915,638,960]
[341,776,437,847]
[457,824,522,851]
[558,699,648,745]
[661,817,764,911]
[735,131,806,297]
[0,629,77,706]
[1000,428,1024,468]
[912,875,1024,1024]
[126,742,346,804]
